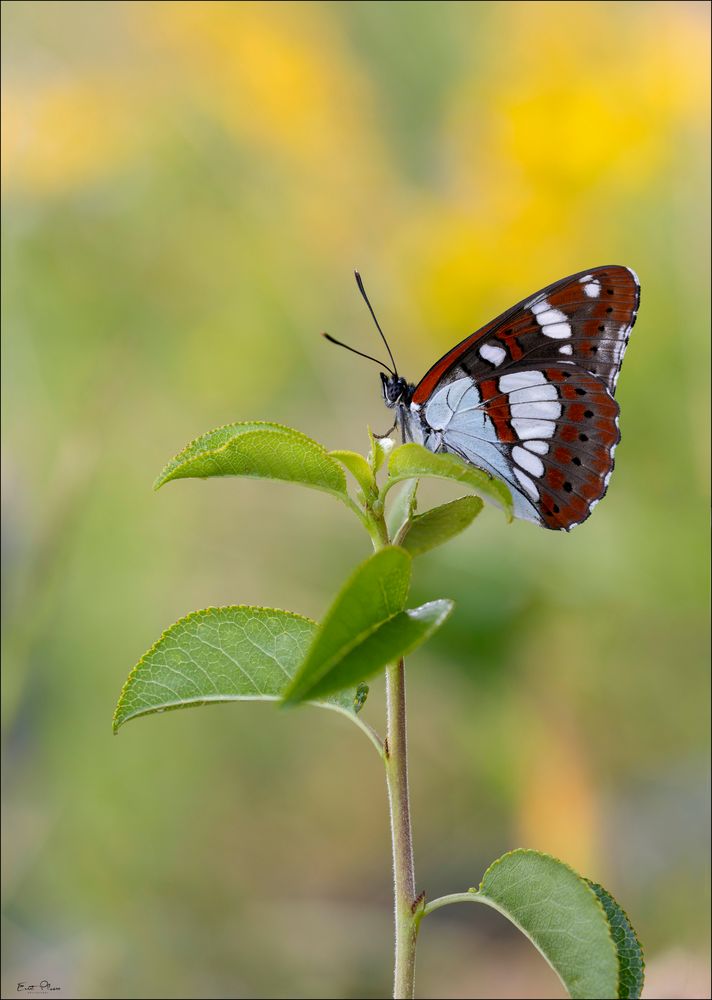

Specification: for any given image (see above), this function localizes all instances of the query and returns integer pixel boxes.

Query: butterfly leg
[373,419,397,440]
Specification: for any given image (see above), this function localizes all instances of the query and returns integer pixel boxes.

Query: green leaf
[586,880,644,999]
[283,547,413,704]
[386,443,513,520]
[330,449,376,498]
[293,599,454,701]
[471,850,620,999]
[386,479,419,540]
[113,607,373,743]
[399,495,484,556]
[154,421,347,498]
[367,426,391,473]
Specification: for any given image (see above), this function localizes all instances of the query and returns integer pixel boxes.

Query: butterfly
[324,266,640,531]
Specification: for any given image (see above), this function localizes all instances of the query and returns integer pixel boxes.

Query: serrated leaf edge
[470,847,620,999]
[585,878,645,999]
[154,420,347,494]
[113,604,384,754]
[113,605,319,732]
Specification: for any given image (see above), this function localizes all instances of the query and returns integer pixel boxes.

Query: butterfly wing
[408,266,639,531]
[413,265,639,401]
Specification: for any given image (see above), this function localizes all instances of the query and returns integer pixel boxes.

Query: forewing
[412,265,639,402]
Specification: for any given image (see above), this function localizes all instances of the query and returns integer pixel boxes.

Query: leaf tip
[153,466,174,491]
[278,684,301,709]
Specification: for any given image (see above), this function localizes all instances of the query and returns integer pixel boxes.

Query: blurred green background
[2,2,710,998]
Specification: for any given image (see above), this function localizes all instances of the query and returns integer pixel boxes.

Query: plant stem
[384,657,420,999]
[368,486,421,998]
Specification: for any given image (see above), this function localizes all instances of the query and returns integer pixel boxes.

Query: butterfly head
[380,372,413,409]
[324,271,414,411]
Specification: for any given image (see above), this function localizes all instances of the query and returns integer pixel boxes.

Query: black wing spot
[572,456,581,466]
[579,433,589,442]
[606,306,613,313]
[553,504,560,513]
[598,325,605,332]
[564,481,573,492]
[591,346,598,353]
[584,409,594,418]
[575,387,586,396]
[607,288,614,295]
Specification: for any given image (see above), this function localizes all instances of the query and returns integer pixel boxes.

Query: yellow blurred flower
[2,77,142,194]
[517,711,600,875]
[399,1,710,336]
[138,1,395,252]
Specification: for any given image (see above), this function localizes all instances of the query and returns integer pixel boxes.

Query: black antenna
[322,333,395,375]
[354,270,398,376]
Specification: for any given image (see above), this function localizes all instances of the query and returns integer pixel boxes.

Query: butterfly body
[380,265,640,532]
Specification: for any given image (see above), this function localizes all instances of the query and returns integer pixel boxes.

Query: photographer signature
[17,982,60,994]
